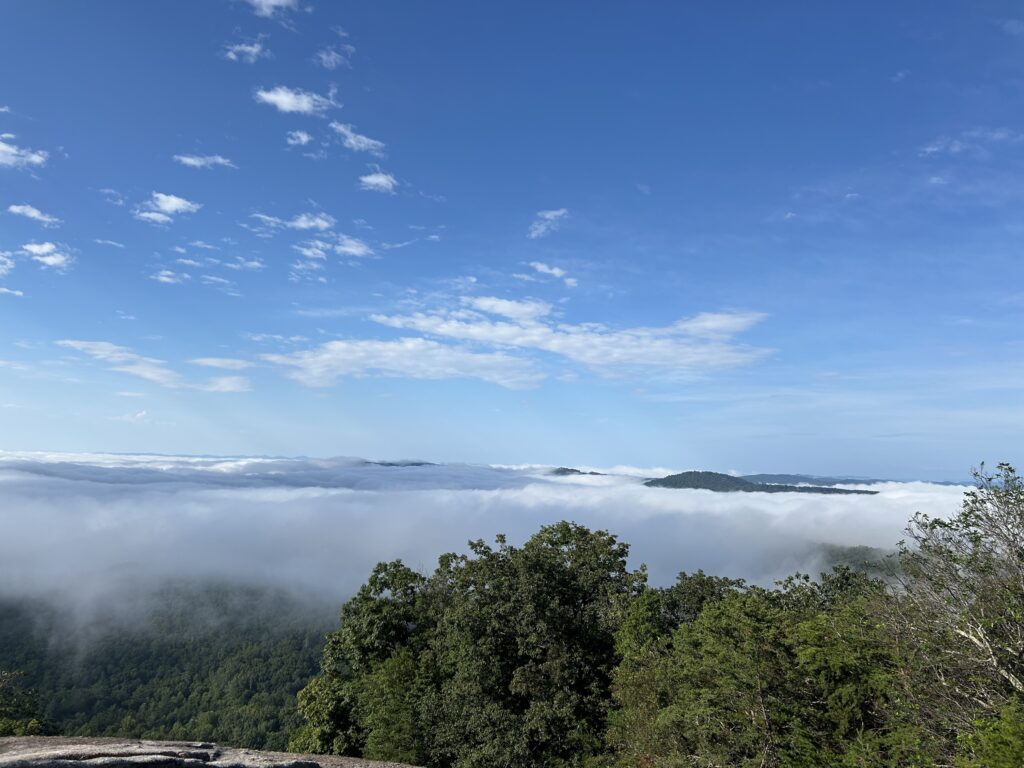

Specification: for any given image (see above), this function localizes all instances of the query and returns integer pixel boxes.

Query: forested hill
[0,583,335,751]
[645,470,878,494]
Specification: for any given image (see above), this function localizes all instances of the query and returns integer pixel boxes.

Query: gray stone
[0,739,418,768]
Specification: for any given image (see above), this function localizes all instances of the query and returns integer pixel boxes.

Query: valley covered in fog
[0,450,966,606]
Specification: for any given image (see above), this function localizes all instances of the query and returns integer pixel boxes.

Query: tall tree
[893,463,1024,757]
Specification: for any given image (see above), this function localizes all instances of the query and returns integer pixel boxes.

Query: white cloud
[335,233,373,257]
[151,269,190,284]
[113,410,148,424]
[20,243,55,256]
[292,233,373,261]
[527,208,568,239]
[529,261,566,278]
[291,212,335,230]
[359,170,398,194]
[190,358,253,370]
[254,85,337,116]
[0,252,15,278]
[100,188,125,206]
[58,340,184,388]
[57,340,250,393]
[135,192,201,225]
[150,192,202,215]
[329,122,385,155]
[371,302,769,378]
[200,275,240,296]
[316,44,355,70]
[202,376,251,392]
[0,251,21,291]
[173,154,236,169]
[463,296,552,322]
[0,135,48,169]
[251,211,336,232]
[286,130,313,146]
[94,239,124,248]
[920,127,1024,157]
[526,261,576,288]
[245,0,298,17]
[30,253,71,270]
[20,241,72,271]
[8,204,61,226]
[134,211,172,225]
[290,234,372,280]
[224,257,265,271]
[263,337,542,389]
[223,37,269,63]
[0,106,9,113]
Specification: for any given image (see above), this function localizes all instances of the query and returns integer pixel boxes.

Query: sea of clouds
[0,451,968,606]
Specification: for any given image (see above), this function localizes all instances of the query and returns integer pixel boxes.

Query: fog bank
[0,451,967,606]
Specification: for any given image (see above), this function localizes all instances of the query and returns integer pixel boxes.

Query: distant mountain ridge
[644,470,878,495]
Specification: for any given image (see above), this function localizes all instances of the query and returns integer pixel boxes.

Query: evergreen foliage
[0,583,331,750]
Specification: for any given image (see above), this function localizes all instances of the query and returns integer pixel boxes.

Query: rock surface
[0,738,419,768]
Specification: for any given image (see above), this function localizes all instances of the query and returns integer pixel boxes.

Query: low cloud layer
[0,452,967,608]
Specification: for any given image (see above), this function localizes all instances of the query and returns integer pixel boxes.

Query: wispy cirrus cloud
[330,122,385,156]
[250,211,336,233]
[200,274,241,296]
[518,260,577,288]
[151,269,190,284]
[7,204,61,227]
[263,337,543,389]
[316,44,355,70]
[527,208,568,239]
[190,357,253,370]
[290,234,373,278]
[57,340,250,392]
[173,154,236,169]
[919,127,1024,157]
[224,256,265,271]
[245,0,298,18]
[371,300,769,379]
[254,85,337,116]
[223,36,269,63]
[0,252,16,278]
[0,134,48,170]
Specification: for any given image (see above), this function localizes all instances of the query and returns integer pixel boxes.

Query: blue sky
[2,1,1023,479]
